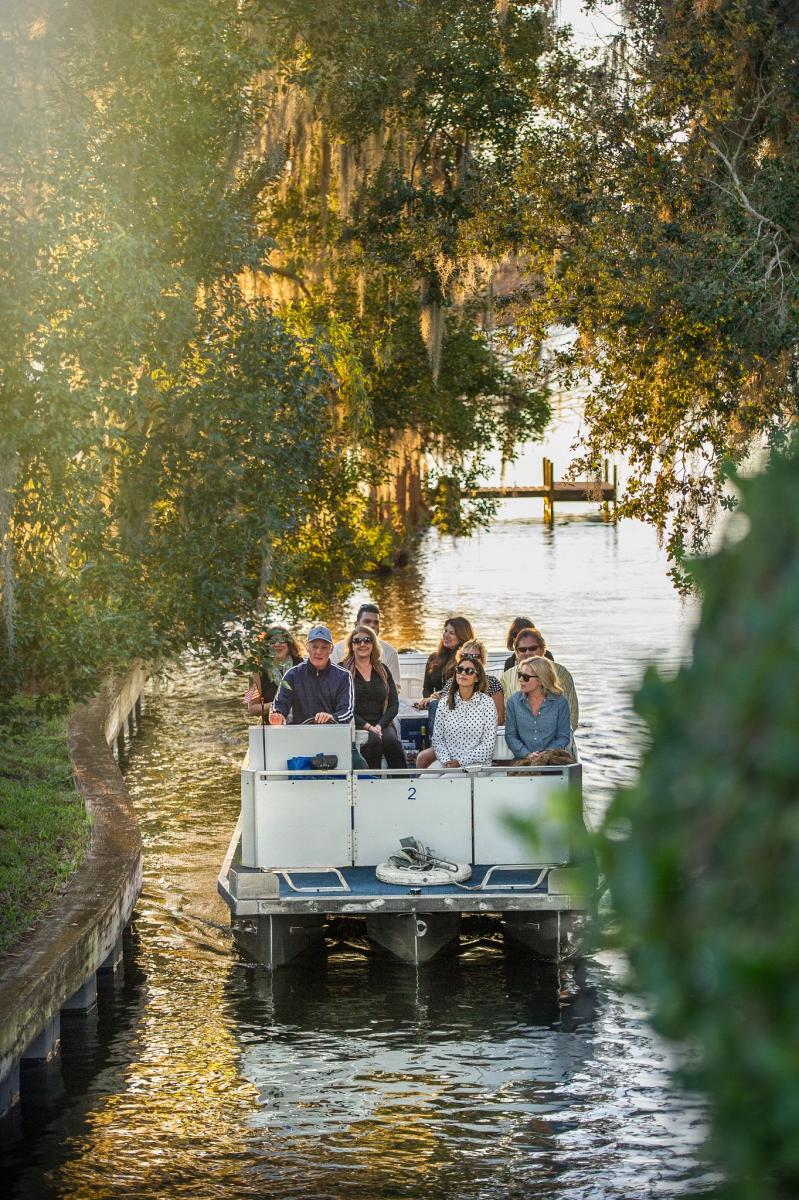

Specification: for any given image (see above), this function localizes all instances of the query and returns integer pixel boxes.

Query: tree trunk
[0,454,19,661]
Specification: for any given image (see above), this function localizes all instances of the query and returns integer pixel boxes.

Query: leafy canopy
[605,443,799,1198]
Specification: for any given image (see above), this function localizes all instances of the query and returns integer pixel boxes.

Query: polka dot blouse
[431,690,498,766]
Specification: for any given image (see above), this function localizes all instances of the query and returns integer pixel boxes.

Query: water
[3,510,721,1199]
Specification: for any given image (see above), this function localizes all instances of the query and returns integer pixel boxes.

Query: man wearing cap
[269,625,355,726]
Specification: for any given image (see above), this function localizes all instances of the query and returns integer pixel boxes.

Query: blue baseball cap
[307,625,334,645]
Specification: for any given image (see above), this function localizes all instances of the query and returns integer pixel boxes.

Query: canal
[4,504,720,1199]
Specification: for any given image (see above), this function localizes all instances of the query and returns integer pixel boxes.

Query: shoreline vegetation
[0,698,90,960]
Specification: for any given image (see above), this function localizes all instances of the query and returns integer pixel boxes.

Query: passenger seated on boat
[502,616,554,670]
[502,627,579,729]
[416,616,474,711]
[456,640,505,723]
[244,626,303,717]
[415,640,504,769]
[427,657,498,770]
[330,602,402,693]
[269,625,354,726]
[504,656,571,761]
[339,624,406,769]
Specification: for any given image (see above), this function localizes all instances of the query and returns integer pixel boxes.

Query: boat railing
[240,751,581,873]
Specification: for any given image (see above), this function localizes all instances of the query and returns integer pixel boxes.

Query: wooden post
[543,457,554,526]
[613,463,618,508]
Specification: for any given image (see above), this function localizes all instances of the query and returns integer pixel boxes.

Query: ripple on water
[5,517,716,1200]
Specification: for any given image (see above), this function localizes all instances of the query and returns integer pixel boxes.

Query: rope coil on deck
[375,837,472,886]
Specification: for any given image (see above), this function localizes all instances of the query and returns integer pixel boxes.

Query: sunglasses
[516,645,540,654]
[518,671,537,682]
[268,639,287,647]
[352,636,373,645]
[459,652,480,662]
[455,665,477,676]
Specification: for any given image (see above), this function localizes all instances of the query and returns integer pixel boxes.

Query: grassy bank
[0,698,91,958]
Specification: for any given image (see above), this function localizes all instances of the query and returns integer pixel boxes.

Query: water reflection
[5,513,712,1200]
[225,949,708,1200]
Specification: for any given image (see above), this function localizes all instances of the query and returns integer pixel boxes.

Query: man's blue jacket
[272,659,354,725]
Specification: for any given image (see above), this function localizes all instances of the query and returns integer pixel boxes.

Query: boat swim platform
[219,839,589,966]
[220,853,587,916]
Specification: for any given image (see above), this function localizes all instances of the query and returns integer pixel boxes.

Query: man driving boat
[269,625,354,726]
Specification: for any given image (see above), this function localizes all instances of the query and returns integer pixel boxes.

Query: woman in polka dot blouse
[429,658,498,769]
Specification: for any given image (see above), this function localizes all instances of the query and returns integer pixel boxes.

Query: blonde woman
[341,624,405,769]
[504,656,571,761]
[453,640,504,724]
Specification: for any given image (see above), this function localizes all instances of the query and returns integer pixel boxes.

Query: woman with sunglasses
[428,656,498,770]
[244,626,303,716]
[417,616,475,710]
[340,624,405,769]
[504,656,571,761]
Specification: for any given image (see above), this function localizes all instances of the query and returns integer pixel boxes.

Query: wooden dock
[462,458,618,524]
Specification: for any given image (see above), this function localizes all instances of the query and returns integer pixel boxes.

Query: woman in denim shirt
[504,657,571,760]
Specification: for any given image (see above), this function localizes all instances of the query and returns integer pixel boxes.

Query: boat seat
[493,727,513,761]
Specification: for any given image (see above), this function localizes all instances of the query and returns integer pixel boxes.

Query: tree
[249,0,553,526]
[605,444,799,1198]
[485,0,799,580]
[0,0,384,697]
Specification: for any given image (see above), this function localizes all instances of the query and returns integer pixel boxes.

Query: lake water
[4,500,721,1199]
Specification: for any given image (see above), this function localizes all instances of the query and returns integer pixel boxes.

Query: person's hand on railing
[269,711,286,726]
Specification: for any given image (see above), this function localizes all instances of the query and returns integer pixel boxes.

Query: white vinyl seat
[493,727,513,761]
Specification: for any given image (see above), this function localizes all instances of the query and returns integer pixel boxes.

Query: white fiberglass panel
[473,773,570,865]
[353,774,472,866]
[248,722,354,774]
[251,776,352,869]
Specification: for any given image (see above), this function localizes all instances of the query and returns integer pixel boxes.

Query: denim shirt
[504,690,571,757]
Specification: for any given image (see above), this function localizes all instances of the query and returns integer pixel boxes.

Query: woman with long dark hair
[427,655,498,769]
[455,639,505,723]
[341,624,405,769]
[418,615,475,709]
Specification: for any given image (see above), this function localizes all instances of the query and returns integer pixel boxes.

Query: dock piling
[22,1014,61,1064]
[62,974,98,1015]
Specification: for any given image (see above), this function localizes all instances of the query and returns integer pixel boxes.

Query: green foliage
[605,445,799,1198]
[480,0,799,573]
[0,0,396,699]
[0,697,90,956]
[255,0,553,521]
[264,0,545,152]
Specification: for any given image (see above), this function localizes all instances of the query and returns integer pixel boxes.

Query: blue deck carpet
[276,865,548,898]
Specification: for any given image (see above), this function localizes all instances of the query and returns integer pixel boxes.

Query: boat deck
[273,864,549,898]
[220,835,587,917]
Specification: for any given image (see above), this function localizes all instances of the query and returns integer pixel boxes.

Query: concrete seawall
[0,665,146,1117]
